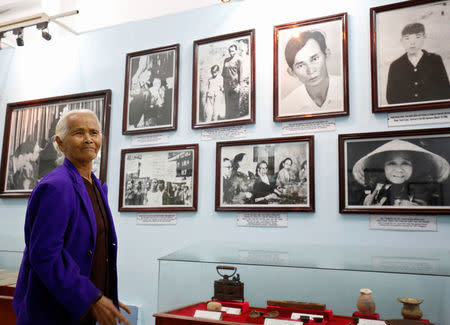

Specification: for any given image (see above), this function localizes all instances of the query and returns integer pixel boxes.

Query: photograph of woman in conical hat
[339,129,450,213]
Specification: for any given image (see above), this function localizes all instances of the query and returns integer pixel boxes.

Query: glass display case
[156,242,450,325]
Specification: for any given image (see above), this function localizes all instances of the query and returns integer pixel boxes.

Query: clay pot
[356,288,376,314]
[397,297,423,320]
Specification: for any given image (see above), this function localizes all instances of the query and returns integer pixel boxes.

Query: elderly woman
[352,139,450,206]
[13,109,130,325]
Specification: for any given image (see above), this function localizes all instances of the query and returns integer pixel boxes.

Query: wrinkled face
[291,39,328,88]
[57,113,101,166]
[384,156,413,184]
[223,160,232,178]
[401,33,425,56]
[258,163,268,176]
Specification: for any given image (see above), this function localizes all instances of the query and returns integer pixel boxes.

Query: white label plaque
[370,215,437,231]
[359,320,386,325]
[387,108,450,127]
[264,319,301,325]
[131,134,170,146]
[221,307,241,315]
[136,213,177,225]
[237,213,288,227]
[282,118,336,135]
[194,310,222,320]
[201,125,247,141]
[291,313,323,320]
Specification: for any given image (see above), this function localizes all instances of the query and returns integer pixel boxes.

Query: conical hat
[352,139,450,185]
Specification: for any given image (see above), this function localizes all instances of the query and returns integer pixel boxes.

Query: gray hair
[54,109,101,152]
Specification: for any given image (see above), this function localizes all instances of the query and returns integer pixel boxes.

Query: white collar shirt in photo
[279,75,343,116]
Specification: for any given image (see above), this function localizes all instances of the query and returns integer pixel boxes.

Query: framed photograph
[216,136,314,212]
[339,128,450,214]
[274,13,349,121]
[123,44,179,134]
[371,0,450,113]
[0,90,111,198]
[192,29,255,129]
[119,144,198,212]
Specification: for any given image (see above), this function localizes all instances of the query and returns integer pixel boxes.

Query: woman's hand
[363,183,387,206]
[91,296,131,325]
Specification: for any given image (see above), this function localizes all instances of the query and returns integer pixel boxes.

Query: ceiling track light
[13,28,24,46]
[0,10,78,48]
[36,22,51,41]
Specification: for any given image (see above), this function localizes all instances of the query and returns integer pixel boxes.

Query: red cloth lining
[167,302,352,325]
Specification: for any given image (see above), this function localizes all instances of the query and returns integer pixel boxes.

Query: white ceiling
[0,0,227,47]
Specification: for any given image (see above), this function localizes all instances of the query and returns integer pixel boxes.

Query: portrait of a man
[372,0,450,111]
[386,22,450,104]
[275,14,348,120]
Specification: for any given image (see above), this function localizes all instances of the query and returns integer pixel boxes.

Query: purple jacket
[13,158,118,325]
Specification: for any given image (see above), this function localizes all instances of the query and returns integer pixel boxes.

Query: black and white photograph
[123,44,179,134]
[192,29,255,129]
[119,144,198,212]
[0,90,111,198]
[274,13,349,121]
[339,128,450,214]
[216,136,314,212]
[371,0,450,112]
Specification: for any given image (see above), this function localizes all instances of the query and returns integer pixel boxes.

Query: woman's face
[384,156,413,184]
[283,159,292,169]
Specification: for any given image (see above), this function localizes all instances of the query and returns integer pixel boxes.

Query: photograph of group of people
[3,95,107,193]
[373,0,450,110]
[194,31,253,127]
[217,138,312,210]
[275,14,347,120]
[124,45,178,133]
[120,147,196,210]
[342,131,450,212]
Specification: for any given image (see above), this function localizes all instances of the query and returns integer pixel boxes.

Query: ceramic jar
[397,297,423,320]
[356,288,376,314]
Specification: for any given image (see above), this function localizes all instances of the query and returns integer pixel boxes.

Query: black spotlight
[41,28,51,41]
[13,28,24,46]
[37,22,51,41]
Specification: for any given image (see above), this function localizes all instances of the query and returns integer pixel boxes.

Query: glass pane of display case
[157,242,450,325]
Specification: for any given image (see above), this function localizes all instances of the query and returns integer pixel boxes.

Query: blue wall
[1,0,449,324]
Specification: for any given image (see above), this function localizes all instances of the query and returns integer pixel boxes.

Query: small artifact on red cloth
[207,301,222,311]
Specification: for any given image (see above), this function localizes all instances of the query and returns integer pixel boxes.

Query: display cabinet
[155,242,450,325]
[0,250,22,325]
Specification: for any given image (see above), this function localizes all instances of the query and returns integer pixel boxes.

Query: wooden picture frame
[274,13,349,121]
[123,44,179,134]
[119,144,198,212]
[339,128,450,214]
[0,90,111,198]
[370,0,450,113]
[192,29,255,129]
[216,136,314,212]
